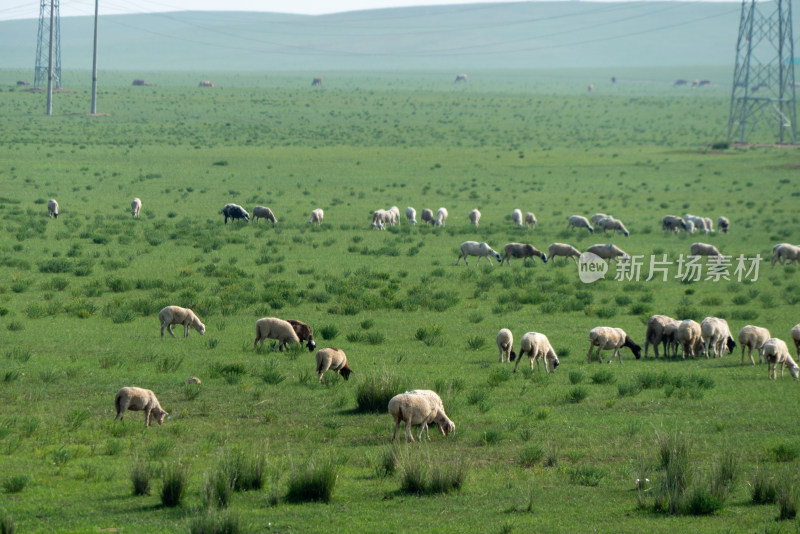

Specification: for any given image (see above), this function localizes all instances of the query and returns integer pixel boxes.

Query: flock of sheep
[42,198,798,441]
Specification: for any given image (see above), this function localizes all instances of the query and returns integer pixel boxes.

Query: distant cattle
[454,74,468,83]
[198,81,215,87]
[16,80,30,86]
[132,79,146,86]
[693,79,711,87]
[674,79,688,86]
[312,77,322,87]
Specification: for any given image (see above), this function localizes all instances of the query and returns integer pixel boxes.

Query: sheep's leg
[405,421,415,443]
[392,421,400,441]
[512,352,523,373]
[587,344,594,363]
[183,324,190,338]
[145,409,151,427]
[166,324,176,338]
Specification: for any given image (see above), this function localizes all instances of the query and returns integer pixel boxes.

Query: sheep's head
[550,356,560,370]
[340,366,352,381]
[196,322,206,335]
[791,365,799,380]
[306,339,316,351]
[509,349,517,362]
[154,408,168,425]
[625,337,642,359]
[492,252,501,262]
[726,337,736,353]
[438,419,455,436]
[541,254,548,263]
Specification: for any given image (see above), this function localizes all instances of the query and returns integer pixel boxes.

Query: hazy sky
[0,0,735,22]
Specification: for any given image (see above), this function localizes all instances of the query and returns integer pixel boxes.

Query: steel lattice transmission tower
[727,0,797,144]
[34,0,61,90]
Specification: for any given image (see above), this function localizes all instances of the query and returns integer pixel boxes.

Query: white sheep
[597,216,629,237]
[567,215,594,233]
[469,209,481,226]
[791,324,800,358]
[315,347,352,383]
[47,199,59,218]
[587,326,642,363]
[308,208,324,225]
[496,328,516,363]
[500,243,547,265]
[388,206,400,226]
[254,317,301,351]
[388,390,455,442]
[524,212,537,229]
[114,387,168,427]
[547,243,581,265]
[455,241,501,265]
[511,209,523,227]
[685,214,709,233]
[644,314,674,358]
[434,207,448,226]
[690,242,723,261]
[685,220,696,234]
[700,316,736,358]
[590,213,609,226]
[703,217,714,233]
[371,208,388,230]
[662,215,686,233]
[253,206,277,224]
[586,243,629,263]
[718,216,729,234]
[406,206,417,225]
[131,198,142,217]
[762,338,800,380]
[663,319,683,358]
[514,332,560,373]
[158,306,205,338]
[737,325,771,365]
[771,244,800,267]
[677,319,704,360]
[420,208,435,225]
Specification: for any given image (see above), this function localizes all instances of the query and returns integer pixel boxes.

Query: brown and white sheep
[456,241,502,265]
[371,208,389,230]
[469,209,481,226]
[771,244,800,267]
[158,306,205,338]
[762,338,800,380]
[48,199,59,219]
[586,244,629,263]
[718,216,729,234]
[587,327,642,363]
[131,198,142,217]
[737,325,771,365]
[286,319,317,351]
[497,328,516,363]
[547,243,581,265]
[524,212,537,229]
[500,243,547,266]
[514,332,560,373]
[662,215,686,233]
[597,216,629,237]
[315,347,352,383]
[388,390,455,442]
[690,242,723,261]
[677,319,704,359]
[663,319,683,358]
[590,213,609,226]
[700,317,736,358]
[114,387,168,427]
[644,314,674,358]
[420,208,435,225]
[253,206,277,224]
[567,215,594,233]
[254,317,300,351]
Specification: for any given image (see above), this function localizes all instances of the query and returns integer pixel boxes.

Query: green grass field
[0,70,799,533]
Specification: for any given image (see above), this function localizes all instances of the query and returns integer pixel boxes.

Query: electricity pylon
[34,0,61,90]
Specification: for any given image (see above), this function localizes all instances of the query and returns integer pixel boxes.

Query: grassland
[0,71,799,533]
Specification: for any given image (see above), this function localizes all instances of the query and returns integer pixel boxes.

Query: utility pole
[46,0,54,115]
[34,0,61,93]
[727,0,797,144]
[91,0,99,114]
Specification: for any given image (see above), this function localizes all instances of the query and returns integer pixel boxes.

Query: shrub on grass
[183,382,202,401]
[778,484,798,520]
[0,512,15,534]
[570,465,605,487]
[189,509,242,534]
[568,370,584,385]
[466,335,486,350]
[751,467,778,504]
[2,475,29,494]
[203,470,234,509]
[398,451,467,495]
[319,324,339,340]
[518,443,544,467]
[256,359,285,385]
[373,446,400,479]
[222,449,266,492]
[285,457,338,503]
[160,461,190,507]
[415,324,443,346]
[770,442,800,462]
[567,387,588,404]
[617,382,642,397]
[355,370,406,413]
[131,460,152,496]
[590,369,616,385]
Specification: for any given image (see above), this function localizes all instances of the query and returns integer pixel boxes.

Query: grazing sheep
[456,241,502,265]
[286,319,317,351]
[762,338,800,380]
[254,317,300,351]
[644,314,675,358]
[677,319,704,360]
[524,212,537,229]
[158,306,205,338]
[684,220,695,234]
[662,215,686,233]
[388,390,455,442]
[587,326,642,363]
[388,206,400,226]
[114,387,168,427]
[684,214,709,233]
[511,209,523,227]
[771,244,800,267]
[420,208,435,225]
[497,328,516,363]
[47,199,59,219]
[791,324,800,358]
[547,243,581,264]
[700,317,736,358]
[371,208,389,230]
[252,206,277,224]
[586,243,629,263]
[514,332,560,373]
[435,207,448,227]
[718,216,729,234]
[501,243,547,265]
[185,376,201,384]
[469,209,481,226]
[590,213,609,226]
[703,217,714,233]
[315,347,352,383]
[222,203,250,224]
[308,208,324,225]
[131,198,142,217]
[663,319,683,358]
[597,216,629,237]
[737,325,771,365]
[690,242,723,261]
[406,206,417,225]
[567,215,594,233]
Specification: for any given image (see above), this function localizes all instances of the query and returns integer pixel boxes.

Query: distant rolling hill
[0,2,790,72]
